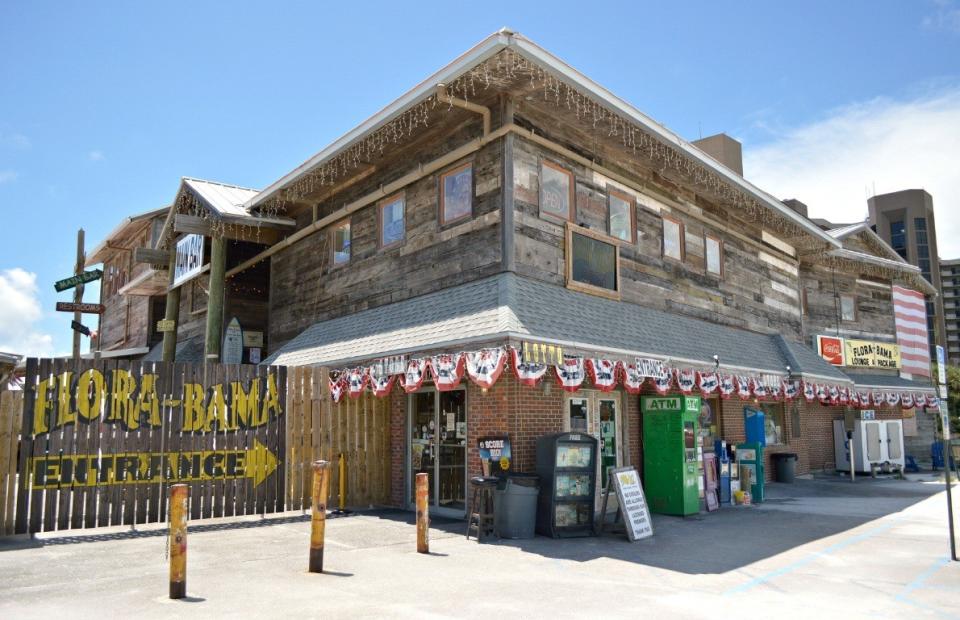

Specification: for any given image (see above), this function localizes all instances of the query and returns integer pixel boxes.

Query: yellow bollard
[416,472,429,554]
[169,484,188,599]
[309,460,331,573]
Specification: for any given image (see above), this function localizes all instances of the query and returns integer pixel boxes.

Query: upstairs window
[566,223,620,300]
[540,159,574,222]
[705,235,724,277]
[662,215,684,262]
[440,163,472,225]
[840,295,856,322]
[607,188,635,243]
[331,219,351,266]
[379,194,405,249]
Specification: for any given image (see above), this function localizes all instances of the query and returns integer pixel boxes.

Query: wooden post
[169,484,188,599]
[338,452,346,511]
[309,460,331,573]
[416,472,429,554]
[160,246,180,363]
[72,228,85,361]
[204,236,227,363]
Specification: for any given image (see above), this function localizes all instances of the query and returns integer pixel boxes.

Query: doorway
[564,390,625,503]
[407,388,467,517]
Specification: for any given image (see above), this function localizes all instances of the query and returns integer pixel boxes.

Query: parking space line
[724,518,901,595]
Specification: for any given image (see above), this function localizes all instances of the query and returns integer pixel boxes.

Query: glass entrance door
[565,391,624,513]
[408,388,467,516]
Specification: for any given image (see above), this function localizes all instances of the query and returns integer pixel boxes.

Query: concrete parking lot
[0,474,957,619]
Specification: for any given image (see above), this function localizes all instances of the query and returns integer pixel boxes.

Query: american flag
[892,285,930,377]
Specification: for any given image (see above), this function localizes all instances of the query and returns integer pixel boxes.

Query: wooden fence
[0,360,393,535]
[0,390,22,535]
[285,366,391,511]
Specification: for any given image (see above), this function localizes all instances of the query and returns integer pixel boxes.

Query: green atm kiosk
[641,395,701,516]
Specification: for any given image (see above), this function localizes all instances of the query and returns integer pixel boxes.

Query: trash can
[772,453,798,483]
[494,473,540,539]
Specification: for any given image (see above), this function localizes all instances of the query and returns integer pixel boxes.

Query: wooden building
[89,30,941,515]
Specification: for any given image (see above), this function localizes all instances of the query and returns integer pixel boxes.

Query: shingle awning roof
[265,273,848,383]
[841,372,936,392]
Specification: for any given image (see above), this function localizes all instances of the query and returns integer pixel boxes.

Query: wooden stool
[466,476,498,542]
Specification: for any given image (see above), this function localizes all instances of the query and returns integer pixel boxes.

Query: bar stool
[466,476,498,542]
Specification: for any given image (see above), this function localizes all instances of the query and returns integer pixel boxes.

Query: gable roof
[183,177,260,217]
[245,29,839,250]
[826,221,906,263]
[86,206,168,266]
[264,272,850,384]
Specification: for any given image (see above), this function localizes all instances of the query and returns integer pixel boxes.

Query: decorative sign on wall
[222,317,244,364]
[634,358,666,378]
[156,319,176,333]
[243,331,264,348]
[173,233,204,286]
[844,339,901,370]
[56,302,104,314]
[816,335,845,366]
[478,436,511,476]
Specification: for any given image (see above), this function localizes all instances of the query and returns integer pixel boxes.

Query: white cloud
[87,150,104,162]
[0,170,17,184]
[0,131,30,149]
[744,88,960,258]
[923,0,960,33]
[0,268,55,357]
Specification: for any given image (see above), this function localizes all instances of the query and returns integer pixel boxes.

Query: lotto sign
[816,335,845,366]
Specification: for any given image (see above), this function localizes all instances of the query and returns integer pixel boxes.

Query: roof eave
[245,30,514,211]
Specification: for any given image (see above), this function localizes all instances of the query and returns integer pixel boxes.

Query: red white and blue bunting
[556,357,586,392]
[465,348,507,389]
[511,347,549,386]
[587,359,620,392]
[430,353,465,391]
[323,346,938,409]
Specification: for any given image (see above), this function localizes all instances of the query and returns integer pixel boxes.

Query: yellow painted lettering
[32,376,54,435]
[259,373,282,425]
[109,369,138,430]
[137,373,162,427]
[76,369,105,422]
[55,371,77,428]
[204,384,231,432]
[182,383,205,432]
[231,379,260,428]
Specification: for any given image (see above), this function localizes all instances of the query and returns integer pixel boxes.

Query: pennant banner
[587,358,619,392]
[900,393,914,409]
[719,375,735,398]
[676,368,696,394]
[698,372,720,394]
[330,377,346,403]
[430,353,465,391]
[653,367,673,394]
[511,347,548,387]
[803,381,816,402]
[735,376,752,399]
[556,357,586,392]
[465,348,507,389]
[782,380,799,400]
[346,368,368,399]
[885,392,900,407]
[400,358,428,394]
[622,363,646,394]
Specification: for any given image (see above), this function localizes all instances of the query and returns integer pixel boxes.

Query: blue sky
[1,1,959,356]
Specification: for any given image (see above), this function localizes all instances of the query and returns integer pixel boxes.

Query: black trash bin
[494,473,540,539]
[772,453,798,483]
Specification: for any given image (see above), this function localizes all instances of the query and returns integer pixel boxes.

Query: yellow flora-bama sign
[27,439,279,489]
[843,339,901,370]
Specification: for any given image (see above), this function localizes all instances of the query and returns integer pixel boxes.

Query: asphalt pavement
[0,473,957,619]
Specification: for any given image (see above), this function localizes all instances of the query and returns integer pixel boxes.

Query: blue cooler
[743,408,766,447]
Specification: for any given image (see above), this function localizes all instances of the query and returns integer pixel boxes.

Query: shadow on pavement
[362,475,946,575]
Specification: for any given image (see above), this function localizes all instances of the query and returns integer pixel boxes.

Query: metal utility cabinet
[833,419,905,473]
[641,395,701,516]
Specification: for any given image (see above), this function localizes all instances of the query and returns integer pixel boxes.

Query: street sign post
[56,302,104,314]
[53,269,102,292]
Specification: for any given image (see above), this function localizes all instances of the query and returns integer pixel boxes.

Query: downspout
[436,84,491,137]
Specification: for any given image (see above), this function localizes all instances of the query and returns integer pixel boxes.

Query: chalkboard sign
[609,466,653,541]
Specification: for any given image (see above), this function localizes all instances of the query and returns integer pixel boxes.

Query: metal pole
[416,472,429,554]
[309,460,331,573]
[72,228,85,362]
[849,432,855,483]
[169,484,188,599]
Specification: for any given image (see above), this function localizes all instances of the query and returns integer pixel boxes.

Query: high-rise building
[941,258,960,365]
[868,189,946,359]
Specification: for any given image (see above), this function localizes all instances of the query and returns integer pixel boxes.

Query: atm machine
[641,395,702,516]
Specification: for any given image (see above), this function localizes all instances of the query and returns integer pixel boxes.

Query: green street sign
[54,269,103,292]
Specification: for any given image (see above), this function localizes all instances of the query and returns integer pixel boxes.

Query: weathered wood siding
[269,121,503,352]
[97,222,162,352]
[511,133,804,337]
[800,266,896,343]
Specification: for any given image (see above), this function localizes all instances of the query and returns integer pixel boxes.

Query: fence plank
[83,359,105,530]
[0,392,20,534]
